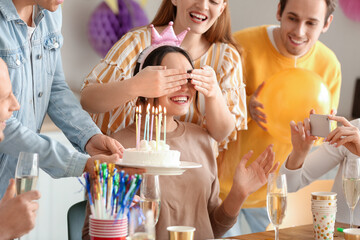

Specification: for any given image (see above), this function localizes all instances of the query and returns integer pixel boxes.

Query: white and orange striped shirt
[82,26,247,150]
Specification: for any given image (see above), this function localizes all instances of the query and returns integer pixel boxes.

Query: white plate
[116,160,202,176]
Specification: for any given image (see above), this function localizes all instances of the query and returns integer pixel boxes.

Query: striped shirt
[82,26,247,150]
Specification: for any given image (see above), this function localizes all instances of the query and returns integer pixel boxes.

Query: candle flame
[147,103,150,113]
[164,107,166,114]
[136,106,139,113]
[155,107,158,115]
[152,106,155,114]
[159,105,162,113]
[139,105,142,113]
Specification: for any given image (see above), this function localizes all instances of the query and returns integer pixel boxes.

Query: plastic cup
[167,226,196,240]
[89,215,128,240]
[344,228,360,240]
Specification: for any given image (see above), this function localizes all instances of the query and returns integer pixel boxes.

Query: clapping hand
[249,82,267,131]
[232,144,278,197]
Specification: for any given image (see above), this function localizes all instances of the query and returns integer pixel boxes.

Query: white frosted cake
[122,140,181,167]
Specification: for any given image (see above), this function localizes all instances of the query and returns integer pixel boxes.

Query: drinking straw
[84,173,95,216]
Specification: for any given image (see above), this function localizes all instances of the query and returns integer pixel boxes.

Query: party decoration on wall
[258,68,331,143]
[339,0,360,22]
[104,0,119,14]
[88,0,149,57]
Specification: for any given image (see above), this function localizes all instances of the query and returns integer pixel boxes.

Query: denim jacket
[0,1,101,197]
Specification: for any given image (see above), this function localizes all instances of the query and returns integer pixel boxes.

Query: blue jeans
[222,207,269,238]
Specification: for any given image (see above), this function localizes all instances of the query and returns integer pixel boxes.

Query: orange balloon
[258,68,331,143]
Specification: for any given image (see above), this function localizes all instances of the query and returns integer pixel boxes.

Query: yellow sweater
[218,25,341,208]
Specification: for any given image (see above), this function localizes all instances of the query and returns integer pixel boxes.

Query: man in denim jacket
[0,0,124,197]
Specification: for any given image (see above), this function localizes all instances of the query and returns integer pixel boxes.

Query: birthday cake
[122,140,181,167]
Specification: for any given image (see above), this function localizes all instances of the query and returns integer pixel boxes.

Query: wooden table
[230,222,349,240]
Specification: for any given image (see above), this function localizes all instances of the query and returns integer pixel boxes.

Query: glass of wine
[342,156,360,228]
[266,172,287,240]
[140,174,161,226]
[129,206,155,240]
[15,152,39,196]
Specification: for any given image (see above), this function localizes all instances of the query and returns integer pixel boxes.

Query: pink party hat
[138,21,190,69]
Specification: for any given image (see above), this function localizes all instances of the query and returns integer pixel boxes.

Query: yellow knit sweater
[218,25,341,208]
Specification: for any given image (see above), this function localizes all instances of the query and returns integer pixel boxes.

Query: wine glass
[342,156,360,228]
[15,152,39,240]
[15,152,39,195]
[129,205,155,240]
[266,172,287,240]
[140,174,161,226]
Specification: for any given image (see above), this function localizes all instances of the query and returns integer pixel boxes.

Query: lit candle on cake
[159,105,162,144]
[144,103,150,140]
[138,105,142,148]
[155,107,158,150]
[150,106,154,141]
[164,107,167,143]
[135,106,139,150]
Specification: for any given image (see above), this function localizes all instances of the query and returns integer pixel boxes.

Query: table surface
[230,222,349,240]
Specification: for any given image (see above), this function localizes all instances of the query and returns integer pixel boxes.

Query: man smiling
[219,0,341,236]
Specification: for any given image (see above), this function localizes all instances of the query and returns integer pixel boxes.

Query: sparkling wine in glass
[267,172,287,240]
[342,156,360,228]
[129,206,155,240]
[140,174,161,226]
[15,152,39,195]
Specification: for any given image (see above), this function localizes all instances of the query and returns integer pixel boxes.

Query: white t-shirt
[279,119,360,225]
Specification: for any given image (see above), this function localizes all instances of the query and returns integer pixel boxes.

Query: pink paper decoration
[339,0,360,22]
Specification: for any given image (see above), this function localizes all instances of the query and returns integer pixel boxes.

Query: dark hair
[279,0,337,24]
[134,45,200,117]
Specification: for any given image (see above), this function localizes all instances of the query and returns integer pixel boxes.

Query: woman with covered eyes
[80,0,247,153]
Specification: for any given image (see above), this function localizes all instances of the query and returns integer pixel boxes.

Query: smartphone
[310,114,331,138]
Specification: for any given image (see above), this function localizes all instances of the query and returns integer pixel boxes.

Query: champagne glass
[267,172,287,240]
[129,206,155,240]
[15,152,39,195]
[140,174,161,226]
[342,156,360,228]
[15,152,39,240]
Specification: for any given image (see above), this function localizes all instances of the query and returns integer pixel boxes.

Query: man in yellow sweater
[220,0,341,236]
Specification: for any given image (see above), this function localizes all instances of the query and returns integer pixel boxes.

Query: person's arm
[0,179,40,240]
[209,145,277,237]
[191,66,235,142]
[286,117,318,170]
[80,29,189,114]
[222,145,278,217]
[190,47,247,144]
[82,66,189,114]
[48,49,124,158]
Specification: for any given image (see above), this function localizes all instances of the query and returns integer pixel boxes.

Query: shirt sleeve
[208,151,237,237]
[48,53,101,152]
[217,44,247,151]
[0,116,88,178]
[81,28,150,135]
[279,143,344,192]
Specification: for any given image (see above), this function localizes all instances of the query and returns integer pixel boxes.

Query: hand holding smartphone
[309,114,331,138]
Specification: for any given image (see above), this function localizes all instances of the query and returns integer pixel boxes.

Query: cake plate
[116,160,202,176]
